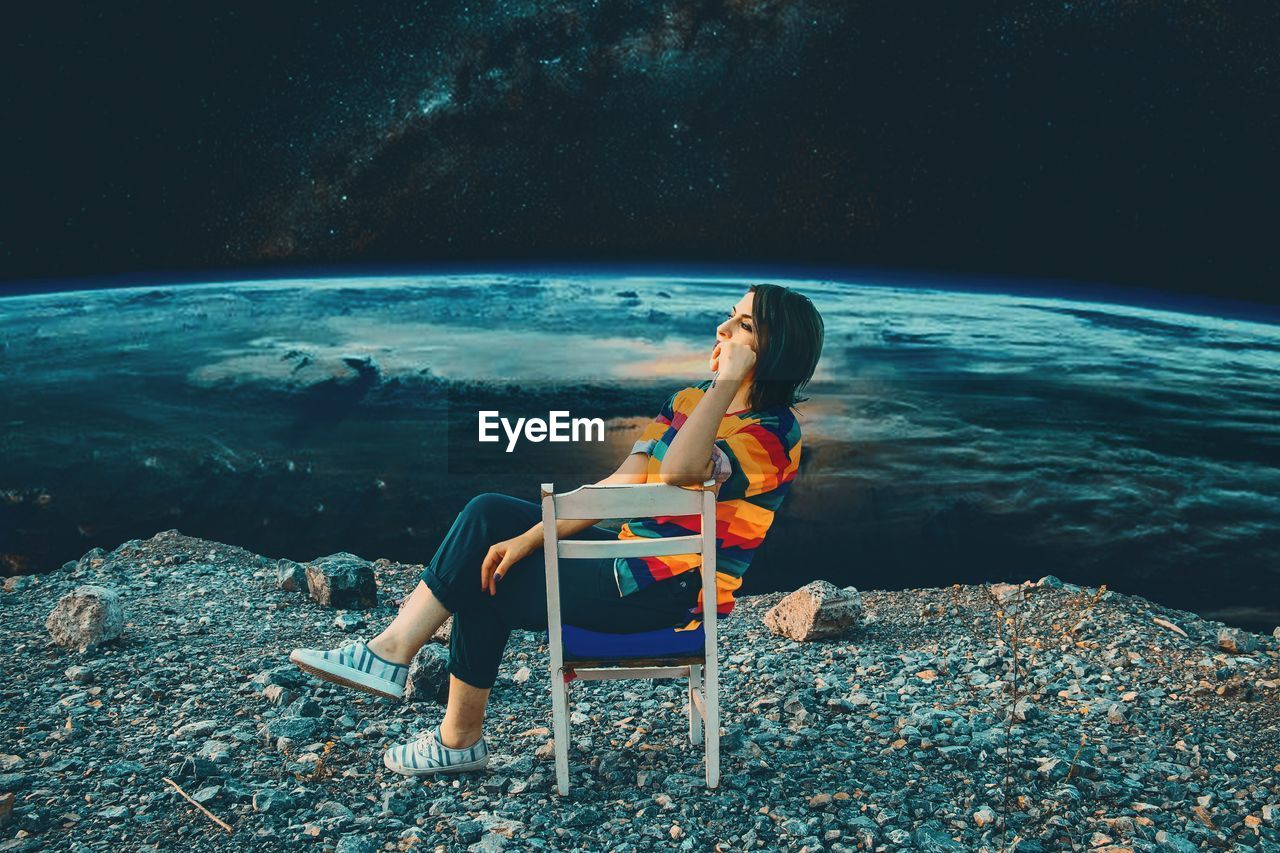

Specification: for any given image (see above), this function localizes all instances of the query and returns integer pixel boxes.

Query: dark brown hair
[744,283,824,412]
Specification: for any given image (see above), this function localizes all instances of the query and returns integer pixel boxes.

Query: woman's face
[716,291,758,353]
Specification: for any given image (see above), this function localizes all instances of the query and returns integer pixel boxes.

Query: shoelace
[413,727,440,754]
[329,638,364,660]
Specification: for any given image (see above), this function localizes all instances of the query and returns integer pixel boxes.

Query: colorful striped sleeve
[711,413,802,502]
[630,388,682,455]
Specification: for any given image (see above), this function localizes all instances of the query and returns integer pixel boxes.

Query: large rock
[404,644,450,704]
[45,585,124,652]
[762,580,862,642]
[304,553,377,609]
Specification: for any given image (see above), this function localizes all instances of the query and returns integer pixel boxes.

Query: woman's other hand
[480,532,539,596]
[710,339,756,380]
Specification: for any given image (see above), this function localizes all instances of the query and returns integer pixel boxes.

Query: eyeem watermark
[478,410,605,452]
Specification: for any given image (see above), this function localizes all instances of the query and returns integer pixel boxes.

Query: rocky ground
[2,529,1279,852]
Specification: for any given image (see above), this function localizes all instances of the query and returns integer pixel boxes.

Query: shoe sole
[289,649,404,701]
[383,749,490,777]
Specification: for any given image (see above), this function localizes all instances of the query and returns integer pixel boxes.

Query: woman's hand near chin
[710,340,756,380]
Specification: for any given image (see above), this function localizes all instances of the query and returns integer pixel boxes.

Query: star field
[1,1,1276,305]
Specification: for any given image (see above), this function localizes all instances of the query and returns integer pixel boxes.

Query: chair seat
[554,624,706,660]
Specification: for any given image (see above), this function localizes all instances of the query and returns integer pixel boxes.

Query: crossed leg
[366,582,489,751]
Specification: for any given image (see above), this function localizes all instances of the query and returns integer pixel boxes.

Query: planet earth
[1,274,1278,632]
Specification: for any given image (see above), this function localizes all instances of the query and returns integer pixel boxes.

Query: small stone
[45,585,124,651]
[380,790,411,817]
[913,822,966,850]
[315,800,355,822]
[0,792,13,829]
[174,720,219,740]
[334,835,379,853]
[1106,703,1126,725]
[260,716,326,743]
[1036,575,1064,588]
[973,806,996,827]
[253,789,294,813]
[809,793,833,808]
[762,580,863,642]
[253,665,305,690]
[470,835,508,852]
[1012,696,1037,722]
[3,576,33,593]
[285,698,323,718]
[64,665,95,684]
[535,740,555,760]
[101,760,144,779]
[988,582,1028,605]
[172,756,221,781]
[198,740,233,763]
[1218,627,1259,654]
[1155,830,1201,851]
[669,825,684,840]
[262,684,298,706]
[456,818,483,843]
[333,611,366,632]
[192,785,221,805]
[512,666,531,683]
[97,805,130,820]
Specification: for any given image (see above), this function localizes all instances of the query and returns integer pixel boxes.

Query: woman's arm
[659,375,743,486]
[518,450,651,545]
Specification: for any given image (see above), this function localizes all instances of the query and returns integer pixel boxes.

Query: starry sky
[2,1,1277,306]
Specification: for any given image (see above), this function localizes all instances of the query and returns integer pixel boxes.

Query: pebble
[173,720,219,740]
[252,789,294,813]
[333,611,366,632]
[64,665,94,684]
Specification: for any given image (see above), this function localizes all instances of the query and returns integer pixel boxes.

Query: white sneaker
[383,724,490,776]
[289,638,409,700]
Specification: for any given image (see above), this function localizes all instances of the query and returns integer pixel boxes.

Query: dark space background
[2,1,1277,306]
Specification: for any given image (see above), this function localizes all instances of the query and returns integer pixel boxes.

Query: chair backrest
[541,480,719,657]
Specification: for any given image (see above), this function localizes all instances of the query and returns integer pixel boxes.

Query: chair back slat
[547,482,706,520]
[558,534,704,560]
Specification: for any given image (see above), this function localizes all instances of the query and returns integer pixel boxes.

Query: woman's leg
[369,579,492,746]
[366,580,449,665]
[366,492,558,748]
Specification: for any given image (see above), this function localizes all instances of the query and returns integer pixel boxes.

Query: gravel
[1,530,1278,851]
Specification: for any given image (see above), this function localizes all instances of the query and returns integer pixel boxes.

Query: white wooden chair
[541,480,721,795]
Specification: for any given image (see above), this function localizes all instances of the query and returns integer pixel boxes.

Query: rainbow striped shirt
[613,379,803,630]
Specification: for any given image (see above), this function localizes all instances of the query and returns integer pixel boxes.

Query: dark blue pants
[418,492,702,689]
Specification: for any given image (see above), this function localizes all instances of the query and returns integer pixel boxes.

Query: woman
[290,283,824,775]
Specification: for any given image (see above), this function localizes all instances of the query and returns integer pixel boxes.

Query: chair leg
[704,659,720,789]
[688,664,703,746]
[552,669,571,796]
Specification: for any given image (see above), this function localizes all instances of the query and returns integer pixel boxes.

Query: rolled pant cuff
[419,564,463,614]
[448,660,496,691]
